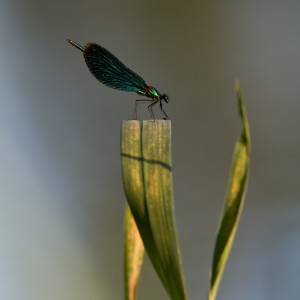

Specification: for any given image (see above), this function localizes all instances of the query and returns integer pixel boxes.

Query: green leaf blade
[208,84,251,300]
[124,204,144,300]
[121,120,188,300]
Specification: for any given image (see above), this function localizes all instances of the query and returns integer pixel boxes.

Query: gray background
[1,0,300,299]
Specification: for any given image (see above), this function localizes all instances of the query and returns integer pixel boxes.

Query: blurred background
[1,0,299,299]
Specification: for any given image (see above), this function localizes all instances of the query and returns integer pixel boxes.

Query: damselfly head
[161,94,169,103]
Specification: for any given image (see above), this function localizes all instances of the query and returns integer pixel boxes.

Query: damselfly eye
[162,94,169,103]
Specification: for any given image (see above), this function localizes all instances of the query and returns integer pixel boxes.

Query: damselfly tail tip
[67,39,84,52]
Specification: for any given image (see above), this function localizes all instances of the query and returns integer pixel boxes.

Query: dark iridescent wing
[83,43,148,93]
